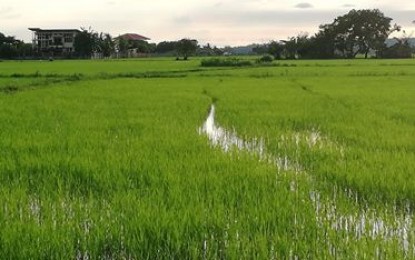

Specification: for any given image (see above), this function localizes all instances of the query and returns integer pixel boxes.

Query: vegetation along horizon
[0,57,414,258]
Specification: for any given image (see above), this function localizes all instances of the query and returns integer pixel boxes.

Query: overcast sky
[1,0,414,46]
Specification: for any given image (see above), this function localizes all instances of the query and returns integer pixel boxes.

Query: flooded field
[0,58,414,258]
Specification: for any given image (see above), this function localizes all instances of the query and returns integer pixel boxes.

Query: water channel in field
[198,104,415,257]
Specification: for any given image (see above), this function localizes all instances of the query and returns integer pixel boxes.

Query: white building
[29,28,80,56]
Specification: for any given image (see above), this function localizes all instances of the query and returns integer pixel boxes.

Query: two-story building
[29,28,80,56]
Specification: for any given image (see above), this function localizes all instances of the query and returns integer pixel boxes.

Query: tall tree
[268,41,284,59]
[281,37,298,59]
[325,9,400,58]
[175,39,198,60]
[0,33,19,59]
[155,41,177,54]
[74,27,98,58]
[98,33,114,57]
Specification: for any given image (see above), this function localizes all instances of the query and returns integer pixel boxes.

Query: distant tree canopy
[381,35,413,59]
[75,28,126,58]
[2,8,413,60]
[155,41,177,54]
[327,9,400,58]
[0,32,33,59]
[0,33,18,58]
[116,37,155,56]
[175,39,198,60]
[97,33,114,58]
[74,28,99,58]
[198,43,223,56]
[267,9,405,59]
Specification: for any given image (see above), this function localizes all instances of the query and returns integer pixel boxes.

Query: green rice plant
[0,58,414,258]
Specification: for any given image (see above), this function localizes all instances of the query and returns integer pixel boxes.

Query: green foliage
[380,37,413,58]
[252,44,269,55]
[116,37,129,53]
[155,41,177,54]
[201,58,252,67]
[268,41,285,59]
[318,9,399,58]
[0,32,33,59]
[256,55,274,63]
[74,28,98,58]
[97,33,114,58]
[267,9,403,60]
[175,38,198,60]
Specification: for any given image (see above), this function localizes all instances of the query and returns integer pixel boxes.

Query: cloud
[193,9,337,27]
[214,2,223,7]
[342,4,355,8]
[0,6,20,20]
[294,3,313,9]
[4,14,21,19]
[174,16,192,25]
[0,6,13,15]
[412,20,415,24]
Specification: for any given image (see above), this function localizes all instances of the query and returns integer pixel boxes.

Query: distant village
[1,27,225,60]
[1,9,415,60]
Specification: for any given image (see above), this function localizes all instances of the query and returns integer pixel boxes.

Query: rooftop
[117,33,150,41]
[29,28,81,33]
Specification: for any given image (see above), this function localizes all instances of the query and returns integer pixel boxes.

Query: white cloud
[2,0,415,45]
[295,3,314,9]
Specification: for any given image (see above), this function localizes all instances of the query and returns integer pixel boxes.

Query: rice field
[0,58,414,258]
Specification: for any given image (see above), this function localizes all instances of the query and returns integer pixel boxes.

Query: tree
[268,41,284,59]
[281,37,298,59]
[380,32,413,58]
[130,40,151,53]
[117,37,129,54]
[0,33,19,59]
[155,41,177,54]
[309,25,338,59]
[74,27,98,58]
[295,34,316,59]
[175,38,198,60]
[253,44,269,55]
[323,9,400,58]
[97,33,114,58]
[16,42,33,59]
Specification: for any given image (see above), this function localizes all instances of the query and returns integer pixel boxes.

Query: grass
[0,57,414,258]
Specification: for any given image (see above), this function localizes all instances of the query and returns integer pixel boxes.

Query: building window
[54,37,63,45]
[64,34,73,43]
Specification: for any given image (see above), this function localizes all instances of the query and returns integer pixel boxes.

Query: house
[28,28,80,56]
[114,33,151,58]
[117,33,150,42]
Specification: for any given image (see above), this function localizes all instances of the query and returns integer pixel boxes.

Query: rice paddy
[0,58,414,258]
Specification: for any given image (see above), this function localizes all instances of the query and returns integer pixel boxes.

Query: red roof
[118,33,150,41]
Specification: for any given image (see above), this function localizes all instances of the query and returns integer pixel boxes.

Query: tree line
[0,27,199,60]
[255,9,414,59]
[0,33,33,59]
[1,9,414,60]
[74,28,200,59]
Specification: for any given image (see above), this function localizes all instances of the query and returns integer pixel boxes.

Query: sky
[1,0,415,46]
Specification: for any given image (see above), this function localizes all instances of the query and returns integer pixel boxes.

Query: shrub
[257,55,274,63]
[201,58,252,67]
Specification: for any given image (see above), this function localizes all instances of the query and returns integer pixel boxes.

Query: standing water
[198,104,415,257]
